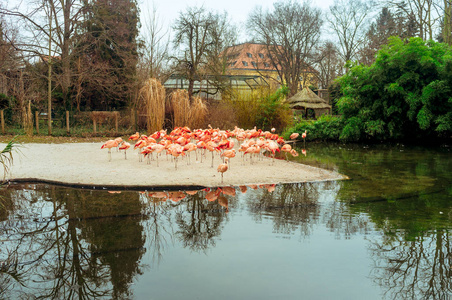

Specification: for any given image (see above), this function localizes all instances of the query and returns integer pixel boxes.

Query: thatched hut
[286,87,331,118]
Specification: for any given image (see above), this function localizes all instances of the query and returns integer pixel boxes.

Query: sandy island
[1,142,347,189]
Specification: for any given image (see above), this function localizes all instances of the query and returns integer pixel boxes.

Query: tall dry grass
[189,96,207,129]
[170,90,207,129]
[171,89,190,127]
[139,78,165,134]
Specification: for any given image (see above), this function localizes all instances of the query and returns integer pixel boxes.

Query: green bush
[255,86,292,132]
[336,37,452,142]
[283,115,344,141]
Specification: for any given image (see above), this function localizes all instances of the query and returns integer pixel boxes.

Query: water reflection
[0,143,451,299]
[0,185,146,299]
[247,183,321,237]
[0,184,282,299]
[355,189,452,299]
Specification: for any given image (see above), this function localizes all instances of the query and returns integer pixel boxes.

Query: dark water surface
[0,143,451,299]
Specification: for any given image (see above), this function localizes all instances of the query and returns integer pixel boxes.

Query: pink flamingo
[101,139,119,162]
[281,144,292,160]
[217,158,229,183]
[302,130,307,147]
[128,132,140,141]
[119,141,130,159]
[114,137,123,152]
[150,144,165,166]
[290,132,299,140]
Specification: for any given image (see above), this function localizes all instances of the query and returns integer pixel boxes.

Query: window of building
[258,53,264,59]
[246,53,252,58]
[264,62,270,67]
[242,61,248,66]
[251,61,257,67]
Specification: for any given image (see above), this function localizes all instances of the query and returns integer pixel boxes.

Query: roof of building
[286,87,332,110]
[223,43,278,72]
[223,42,318,74]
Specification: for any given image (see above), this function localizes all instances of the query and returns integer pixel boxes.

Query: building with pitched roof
[223,42,318,90]
[163,42,319,100]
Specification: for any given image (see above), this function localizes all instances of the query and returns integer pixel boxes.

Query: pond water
[0,143,451,299]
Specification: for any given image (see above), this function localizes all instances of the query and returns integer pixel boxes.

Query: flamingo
[128,132,140,141]
[217,157,229,184]
[119,141,130,159]
[244,145,260,164]
[183,142,197,164]
[281,144,292,160]
[265,140,280,164]
[290,132,299,140]
[206,141,219,168]
[101,139,118,162]
[150,144,165,166]
[168,143,185,169]
[221,149,236,169]
[134,139,147,162]
[114,137,123,151]
[302,130,307,147]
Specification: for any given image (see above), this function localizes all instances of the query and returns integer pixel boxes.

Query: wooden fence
[0,109,130,135]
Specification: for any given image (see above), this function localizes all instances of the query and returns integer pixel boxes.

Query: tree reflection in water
[1,171,451,299]
[0,184,146,299]
[174,189,228,252]
[369,230,452,299]
[140,192,175,264]
[356,188,452,300]
[247,182,333,238]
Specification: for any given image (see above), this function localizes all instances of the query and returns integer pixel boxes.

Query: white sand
[1,143,347,188]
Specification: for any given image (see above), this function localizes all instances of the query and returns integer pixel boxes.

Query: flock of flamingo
[101,126,307,184]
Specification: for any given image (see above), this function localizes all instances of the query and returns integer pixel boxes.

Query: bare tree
[389,0,437,41]
[139,4,171,82]
[1,0,85,133]
[0,13,20,95]
[172,6,237,101]
[313,41,343,89]
[247,0,323,97]
[1,0,84,97]
[328,0,373,64]
[441,0,452,44]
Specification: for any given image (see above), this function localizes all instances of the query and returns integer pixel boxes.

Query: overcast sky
[139,0,336,42]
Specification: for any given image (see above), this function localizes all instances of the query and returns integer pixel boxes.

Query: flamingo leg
[211,152,214,168]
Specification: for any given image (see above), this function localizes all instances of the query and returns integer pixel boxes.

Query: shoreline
[2,142,347,189]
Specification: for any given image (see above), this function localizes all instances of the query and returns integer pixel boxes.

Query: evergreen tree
[77,0,140,110]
